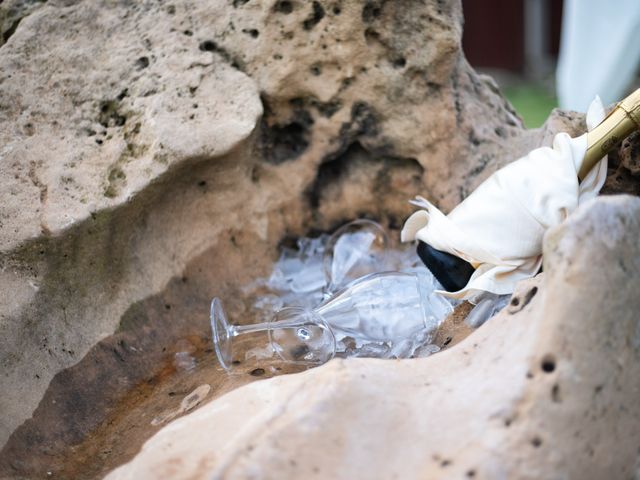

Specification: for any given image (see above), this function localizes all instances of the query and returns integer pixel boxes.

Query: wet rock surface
[0,0,638,478]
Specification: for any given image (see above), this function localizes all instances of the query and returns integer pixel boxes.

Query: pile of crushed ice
[240,221,509,362]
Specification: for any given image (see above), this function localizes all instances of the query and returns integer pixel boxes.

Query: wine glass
[316,271,443,344]
[210,298,336,371]
[210,271,450,371]
[322,219,388,294]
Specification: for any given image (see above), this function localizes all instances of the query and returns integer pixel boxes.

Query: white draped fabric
[402,98,607,301]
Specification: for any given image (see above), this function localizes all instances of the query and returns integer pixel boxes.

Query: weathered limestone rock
[3,1,628,478]
[106,195,640,480]
[0,0,557,449]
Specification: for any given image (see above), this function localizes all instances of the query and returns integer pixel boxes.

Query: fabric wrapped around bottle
[401,97,608,301]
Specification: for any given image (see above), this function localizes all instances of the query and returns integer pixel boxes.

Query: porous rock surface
[107,195,640,480]
[0,0,550,449]
[0,0,617,476]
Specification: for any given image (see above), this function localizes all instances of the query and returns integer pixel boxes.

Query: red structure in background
[462,0,563,76]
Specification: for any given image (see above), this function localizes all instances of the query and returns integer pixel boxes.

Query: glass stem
[230,317,318,337]
[230,321,272,336]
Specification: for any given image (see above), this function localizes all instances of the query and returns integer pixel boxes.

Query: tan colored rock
[106,195,640,480]
[0,0,592,461]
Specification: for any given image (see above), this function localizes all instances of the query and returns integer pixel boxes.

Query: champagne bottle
[579,88,640,180]
[419,88,640,293]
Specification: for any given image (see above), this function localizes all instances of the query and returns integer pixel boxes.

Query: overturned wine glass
[211,298,335,370]
[211,271,452,371]
[322,219,388,295]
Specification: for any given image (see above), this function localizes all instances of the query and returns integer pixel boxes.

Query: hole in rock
[250,368,266,377]
[135,56,149,69]
[274,0,293,14]
[523,286,538,306]
[199,40,217,52]
[362,1,382,22]
[200,40,244,70]
[392,57,406,69]
[98,100,127,128]
[303,1,325,30]
[541,355,556,373]
[260,104,313,164]
[242,28,260,38]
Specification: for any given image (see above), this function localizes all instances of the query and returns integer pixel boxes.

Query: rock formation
[0,0,637,478]
[106,195,640,479]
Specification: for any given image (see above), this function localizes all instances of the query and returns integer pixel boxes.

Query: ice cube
[465,293,510,328]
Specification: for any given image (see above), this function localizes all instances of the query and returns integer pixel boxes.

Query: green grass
[503,85,557,129]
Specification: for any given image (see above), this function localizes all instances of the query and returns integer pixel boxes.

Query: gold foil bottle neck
[579,88,640,181]
[619,88,640,129]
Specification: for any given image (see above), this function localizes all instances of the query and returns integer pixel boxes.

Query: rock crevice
[2,1,635,478]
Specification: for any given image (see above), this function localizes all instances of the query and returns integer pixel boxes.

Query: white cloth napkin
[401,97,607,301]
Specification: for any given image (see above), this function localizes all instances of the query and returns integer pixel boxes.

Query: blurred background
[462,0,640,128]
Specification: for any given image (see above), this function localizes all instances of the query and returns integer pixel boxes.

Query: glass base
[210,298,233,370]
